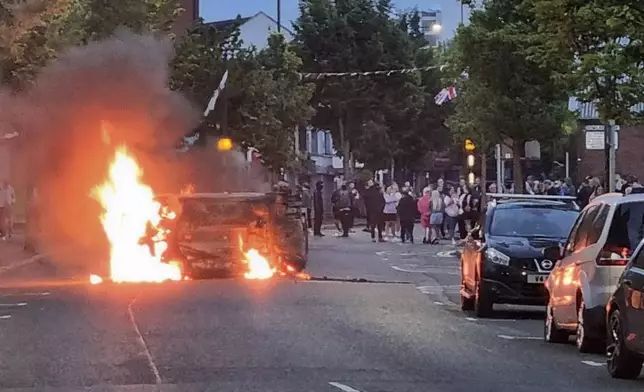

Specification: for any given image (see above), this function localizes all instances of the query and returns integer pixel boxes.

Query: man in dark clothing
[397,189,417,243]
[365,183,385,242]
[362,180,375,233]
[312,181,324,236]
[577,177,593,208]
[335,185,353,237]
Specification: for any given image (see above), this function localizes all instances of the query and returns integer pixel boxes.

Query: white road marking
[433,301,445,305]
[436,251,459,257]
[0,315,11,319]
[0,292,50,297]
[128,294,162,384]
[329,382,363,392]
[0,303,27,307]
[375,251,389,256]
[498,335,541,340]
[581,360,605,367]
[467,317,517,322]
[391,265,459,275]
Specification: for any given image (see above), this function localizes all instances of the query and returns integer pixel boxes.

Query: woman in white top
[383,185,399,238]
[444,187,460,245]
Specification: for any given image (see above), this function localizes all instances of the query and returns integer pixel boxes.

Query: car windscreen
[489,206,579,238]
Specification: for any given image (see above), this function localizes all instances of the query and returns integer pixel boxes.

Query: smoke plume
[3,29,267,275]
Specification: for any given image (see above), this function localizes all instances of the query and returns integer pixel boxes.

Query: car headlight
[485,248,510,266]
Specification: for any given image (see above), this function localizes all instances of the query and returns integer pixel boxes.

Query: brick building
[571,99,644,182]
[173,0,200,37]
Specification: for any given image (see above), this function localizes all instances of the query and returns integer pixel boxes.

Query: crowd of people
[297,172,644,245]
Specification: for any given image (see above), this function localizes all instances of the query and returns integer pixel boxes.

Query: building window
[298,126,307,152]
[325,132,333,155]
[310,130,319,154]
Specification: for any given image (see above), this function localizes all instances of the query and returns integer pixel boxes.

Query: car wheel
[474,277,493,318]
[544,300,569,343]
[607,309,643,379]
[576,299,604,353]
[460,261,474,311]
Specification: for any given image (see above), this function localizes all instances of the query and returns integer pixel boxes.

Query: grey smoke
[3,29,268,275]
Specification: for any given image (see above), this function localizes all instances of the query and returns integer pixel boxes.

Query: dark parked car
[460,194,579,317]
[605,238,644,379]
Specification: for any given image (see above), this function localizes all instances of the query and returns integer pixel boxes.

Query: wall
[576,123,644,181]
[239,13,294,50]
[173,0,199,37]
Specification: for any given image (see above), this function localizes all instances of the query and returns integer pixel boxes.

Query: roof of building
[205,11,294,35]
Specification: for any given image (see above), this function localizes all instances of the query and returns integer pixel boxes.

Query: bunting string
[298,65,440,80]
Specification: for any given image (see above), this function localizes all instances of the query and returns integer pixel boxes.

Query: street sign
[585,128,619,150]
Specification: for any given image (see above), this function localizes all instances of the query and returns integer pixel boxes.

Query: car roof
[486,193,579,211]
[588,192,644,206]
[493,200,577,209]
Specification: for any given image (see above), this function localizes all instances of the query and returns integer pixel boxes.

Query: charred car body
[153,191,308,278]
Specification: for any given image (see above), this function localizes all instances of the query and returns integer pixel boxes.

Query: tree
[171,22,314,171]
[294,0,447,178]
[446,0,567,192]
[526,0,644,123]
[0,0,76,88]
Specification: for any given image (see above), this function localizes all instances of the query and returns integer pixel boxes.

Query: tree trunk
[512,139,524,193]
[338,116,352,180]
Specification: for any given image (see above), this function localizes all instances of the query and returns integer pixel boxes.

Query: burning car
[154,192,309,279]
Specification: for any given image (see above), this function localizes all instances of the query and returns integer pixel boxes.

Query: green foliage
[446,0,567,189]
[171,23,315,171]
[526,0,644,123]
[0,0,184,89]
[293,0,448,173]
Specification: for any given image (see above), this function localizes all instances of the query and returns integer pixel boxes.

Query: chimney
[173,0,200,37]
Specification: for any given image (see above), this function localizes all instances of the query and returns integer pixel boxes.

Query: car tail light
[596,244,630,266]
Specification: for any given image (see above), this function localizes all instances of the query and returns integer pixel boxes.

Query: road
[0,228,642,391]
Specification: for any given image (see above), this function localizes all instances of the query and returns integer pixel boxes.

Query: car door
[620,244,644,351]
[556,205,603,324]
[549,209,584,315]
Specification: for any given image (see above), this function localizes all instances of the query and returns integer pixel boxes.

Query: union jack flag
[434,86,458,105]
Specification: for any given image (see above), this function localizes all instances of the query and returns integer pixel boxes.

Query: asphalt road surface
[0,229,643,391]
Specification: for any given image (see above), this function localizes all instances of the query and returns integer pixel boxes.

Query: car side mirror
[543,245,562,261]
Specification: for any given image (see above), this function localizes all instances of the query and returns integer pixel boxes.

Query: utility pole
[495,144,502,191]
[605,120,617,192]
[277,0,282,32]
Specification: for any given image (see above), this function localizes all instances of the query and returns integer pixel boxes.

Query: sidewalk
[0,233,42,273]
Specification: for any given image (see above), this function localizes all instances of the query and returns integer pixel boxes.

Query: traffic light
[464,139,475,152]
[466,154,475,168]
[217,137,233,151]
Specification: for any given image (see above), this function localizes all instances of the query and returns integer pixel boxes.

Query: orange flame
[91,147,182,283]
[243,249,275,280]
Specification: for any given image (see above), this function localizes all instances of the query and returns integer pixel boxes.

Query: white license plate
[527,274,548,284]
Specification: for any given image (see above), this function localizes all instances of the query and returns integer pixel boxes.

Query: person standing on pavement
[383,185,399,239]
[312,181,324,237]
[429,189,444,245]
[335,184,352,237]
[417,187,431,244]
[397,188,417,243]
[365,182,385,242]
[444,187,459,245]
[362,179,376,233]
[2,180,15,239]
[301,183,312,230]
[348,182,359,232]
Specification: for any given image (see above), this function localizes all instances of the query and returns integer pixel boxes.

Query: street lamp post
[277,0,281,32]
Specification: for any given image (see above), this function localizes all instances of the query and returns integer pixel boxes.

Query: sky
[200,0,471,41]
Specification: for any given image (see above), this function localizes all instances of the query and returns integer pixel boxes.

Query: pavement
[0,225,642,391]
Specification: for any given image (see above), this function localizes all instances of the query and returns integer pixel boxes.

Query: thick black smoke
[4,29,267,274]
